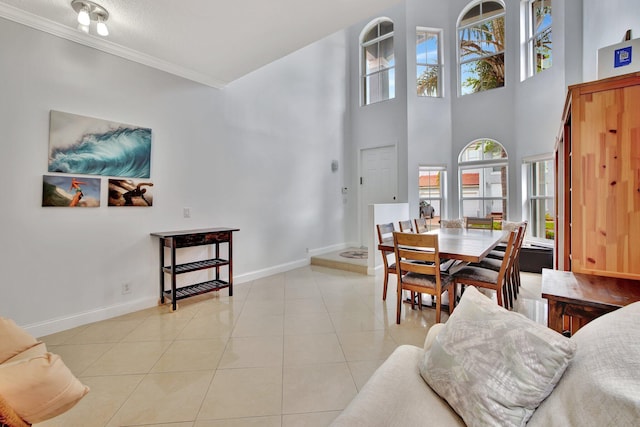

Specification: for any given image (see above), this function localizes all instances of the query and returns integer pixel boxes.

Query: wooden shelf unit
[555,72,640,280]
[151,227,239,311]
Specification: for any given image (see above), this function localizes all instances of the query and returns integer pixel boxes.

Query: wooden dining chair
[450,229,518,310]
[466,216,493,229]
[393,232,453,324]
[468,224,526,308]
[398,220,414,232]
[414,217,429,234]
[487,221,528,298]
[376,223,398,301]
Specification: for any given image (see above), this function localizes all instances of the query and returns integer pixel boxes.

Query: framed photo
[42,175,101,207]
[108,179,154,207]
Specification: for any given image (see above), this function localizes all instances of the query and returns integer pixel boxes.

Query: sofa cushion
[527,301,640,426]
[0,317,40,364]
[420,286,576,427]
[0,352,90,424]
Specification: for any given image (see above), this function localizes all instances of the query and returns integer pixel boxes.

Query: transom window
[458,139,508,224]
[458,0,506,96]
[523,0,552,79]
[416,27,443,97]
[361,18,395,105]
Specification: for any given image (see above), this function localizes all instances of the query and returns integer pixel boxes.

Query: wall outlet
[183,207,191,218]
[122,283,132,294]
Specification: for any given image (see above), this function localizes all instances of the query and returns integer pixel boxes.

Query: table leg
[547,300,565,333]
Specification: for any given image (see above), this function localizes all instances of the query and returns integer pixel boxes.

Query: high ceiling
[0,0,401,87]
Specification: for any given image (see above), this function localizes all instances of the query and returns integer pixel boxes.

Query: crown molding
[0,2,226,88]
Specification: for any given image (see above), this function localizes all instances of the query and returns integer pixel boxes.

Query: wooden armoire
[555,72,640,280]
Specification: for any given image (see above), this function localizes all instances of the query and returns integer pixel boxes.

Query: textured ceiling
[0,0,401,87]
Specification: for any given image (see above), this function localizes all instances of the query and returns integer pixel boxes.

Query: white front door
[360,145,397,247]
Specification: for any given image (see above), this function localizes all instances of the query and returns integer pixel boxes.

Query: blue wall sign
[614,46,632,68]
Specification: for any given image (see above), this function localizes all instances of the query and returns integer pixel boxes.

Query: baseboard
[308,242,351,257]
[24,296,158,338]
[23,254,328,337]
[234,257,310,283]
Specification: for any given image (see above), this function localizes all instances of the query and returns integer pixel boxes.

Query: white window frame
[360,18,395,106]
[457,0,506,96]
[419,165,447,224]
[416,27,444,98]
[522,154,554,243]
[458,139,509,221]
[521,0,552,80]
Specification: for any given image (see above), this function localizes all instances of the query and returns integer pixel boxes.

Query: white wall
[0,18,350,335]
[348,0,579,224]
[345,3,409,247]
[583,0,640,82]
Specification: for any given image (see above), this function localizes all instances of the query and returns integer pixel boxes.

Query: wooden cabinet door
[571,84,640,279]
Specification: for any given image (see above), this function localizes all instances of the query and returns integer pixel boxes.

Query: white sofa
[332,287,640,427]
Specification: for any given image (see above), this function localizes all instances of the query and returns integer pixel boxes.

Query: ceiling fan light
[77,5,91,26]
[96,17,109,36]
[77,23,89,33]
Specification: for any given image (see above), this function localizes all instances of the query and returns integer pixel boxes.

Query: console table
[151,227,239,311]
[541,268,640,336]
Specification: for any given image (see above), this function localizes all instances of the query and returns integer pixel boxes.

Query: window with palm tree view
[526,0,552,77]
[459,139,508,227]
[416,28,443,97]
[458,0,505,96]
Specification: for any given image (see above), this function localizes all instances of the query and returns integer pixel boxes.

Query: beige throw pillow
[0,317,40,364]
[0,352,90,423]
[419,286,576,427]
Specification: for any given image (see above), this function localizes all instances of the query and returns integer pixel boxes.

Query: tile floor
[36,265,546,427]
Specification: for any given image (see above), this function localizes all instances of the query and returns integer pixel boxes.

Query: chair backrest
[376,223,395,245]
[393,232,441,279]
[414,217,428,234]
[398,220,414,233]
[466,217,493,229]
[497,227,523,283]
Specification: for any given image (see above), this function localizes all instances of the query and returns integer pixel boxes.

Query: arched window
[361,18,395,105]
[457,0,505,96]
[458,139,508,222]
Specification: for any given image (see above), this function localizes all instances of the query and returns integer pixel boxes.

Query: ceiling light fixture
[71,0,109,37]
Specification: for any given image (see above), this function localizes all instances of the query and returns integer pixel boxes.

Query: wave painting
[48,110,151,178]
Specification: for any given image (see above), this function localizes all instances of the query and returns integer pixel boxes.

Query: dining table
[377,227,506,264]
[378,227,506,308]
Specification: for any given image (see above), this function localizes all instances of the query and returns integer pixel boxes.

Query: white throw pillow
[440,219,465,229]
[500,220,523,242]
[527,301,640,426]
[419,286,576,427]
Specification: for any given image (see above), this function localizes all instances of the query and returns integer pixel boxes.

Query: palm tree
[460,15,505,94]
[417,66,440,96]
